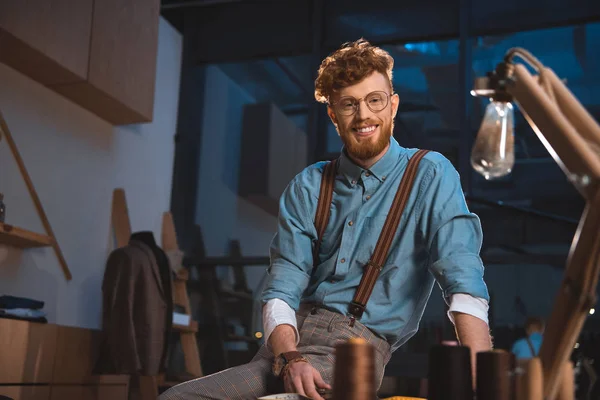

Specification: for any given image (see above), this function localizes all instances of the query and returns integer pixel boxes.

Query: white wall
[0,18,182,330]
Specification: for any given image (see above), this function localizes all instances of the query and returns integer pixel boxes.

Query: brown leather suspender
[313,149,430,325]
[313,158,338,262]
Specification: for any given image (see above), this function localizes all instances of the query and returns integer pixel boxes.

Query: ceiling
[160,0,600,62]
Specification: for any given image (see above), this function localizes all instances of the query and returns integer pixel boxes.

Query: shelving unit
[172,320,199,334]
[0,222,53,248]
[161,212,203,381]
[183,239,263,375]
[0,110,71,280]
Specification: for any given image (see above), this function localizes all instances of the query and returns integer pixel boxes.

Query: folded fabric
[0,295,44,310]
[0,312,48,324]
[1,308,47,318]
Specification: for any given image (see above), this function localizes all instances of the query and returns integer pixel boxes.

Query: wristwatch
[272,351,308,378]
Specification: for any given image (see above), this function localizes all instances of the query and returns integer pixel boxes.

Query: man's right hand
[283,360,331,400]
[268,324,332,399]
[269,324,331,400]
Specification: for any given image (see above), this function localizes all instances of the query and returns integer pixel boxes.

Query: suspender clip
[348,301,365,320]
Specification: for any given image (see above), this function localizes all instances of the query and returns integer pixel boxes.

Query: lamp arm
[504,47,545,71]
[507,63,600,199]
[506,62,600,400]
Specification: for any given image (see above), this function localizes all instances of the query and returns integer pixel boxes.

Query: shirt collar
[338,137,405,186]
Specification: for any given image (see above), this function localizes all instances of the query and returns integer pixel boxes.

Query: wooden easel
[160,211,203,383]
[110,189,202,397]
[0,109,71,280]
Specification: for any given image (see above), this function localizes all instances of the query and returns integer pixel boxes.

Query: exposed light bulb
[471,101,515,180]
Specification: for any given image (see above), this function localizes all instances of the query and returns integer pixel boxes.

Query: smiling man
[160,38,491,400]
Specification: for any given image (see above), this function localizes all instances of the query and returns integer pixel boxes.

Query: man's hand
[269,324,332,398]
[283,360,331,400]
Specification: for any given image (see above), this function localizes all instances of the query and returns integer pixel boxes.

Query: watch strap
[281,351,303,363]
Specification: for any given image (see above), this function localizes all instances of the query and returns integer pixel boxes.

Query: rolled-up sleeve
[261,178,315,310]
[418,157,489,302]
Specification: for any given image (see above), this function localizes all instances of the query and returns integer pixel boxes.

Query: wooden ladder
[159,211,203,389]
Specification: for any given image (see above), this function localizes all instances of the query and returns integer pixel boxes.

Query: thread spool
[515,357,543,400]
[428,344,473,400]
[476,350,515,400]
[333,338,376,400]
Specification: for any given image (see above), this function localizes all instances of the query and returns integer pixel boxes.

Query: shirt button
[340,258,346,263]
[365,172,371,177]
[366,195,371,201]
[382,176,386,181]
[348,221,353,226]
[352,180,357,185]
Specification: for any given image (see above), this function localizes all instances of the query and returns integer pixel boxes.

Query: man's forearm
[453,312,493,378]
[269,324,298,357]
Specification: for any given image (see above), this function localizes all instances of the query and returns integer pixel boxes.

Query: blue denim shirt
[261,138,489,351]
[511,332,543,359]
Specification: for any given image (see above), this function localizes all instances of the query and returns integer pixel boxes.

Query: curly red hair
[314,38,394,104]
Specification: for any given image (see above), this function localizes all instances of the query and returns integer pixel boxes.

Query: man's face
[327,71,399,161]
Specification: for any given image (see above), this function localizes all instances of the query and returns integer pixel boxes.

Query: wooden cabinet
[0,319,58,384]
[51,325,102,384]
[0,319,128,400]
[0,0,93,85]
[0,384,128,400]
[50,385,128,400]
[0,386,50,400]
[0,0,160,126]
[54,0,160,125]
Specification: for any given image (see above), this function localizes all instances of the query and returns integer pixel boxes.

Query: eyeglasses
[331,91,391,116]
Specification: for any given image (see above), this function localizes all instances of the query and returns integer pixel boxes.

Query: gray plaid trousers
[159,305,392,400]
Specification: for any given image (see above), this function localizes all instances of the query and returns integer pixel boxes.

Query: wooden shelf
[0,222,53,248]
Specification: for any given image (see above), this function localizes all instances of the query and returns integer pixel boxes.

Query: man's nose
[356,100,372,120]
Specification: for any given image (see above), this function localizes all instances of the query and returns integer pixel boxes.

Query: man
[161,38,491,400]
[511,317,545,360]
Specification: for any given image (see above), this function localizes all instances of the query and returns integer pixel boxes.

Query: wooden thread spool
[428,344,473,400]
[515,357,543,400]
[333,338,376,400]
[476,350,515,400]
